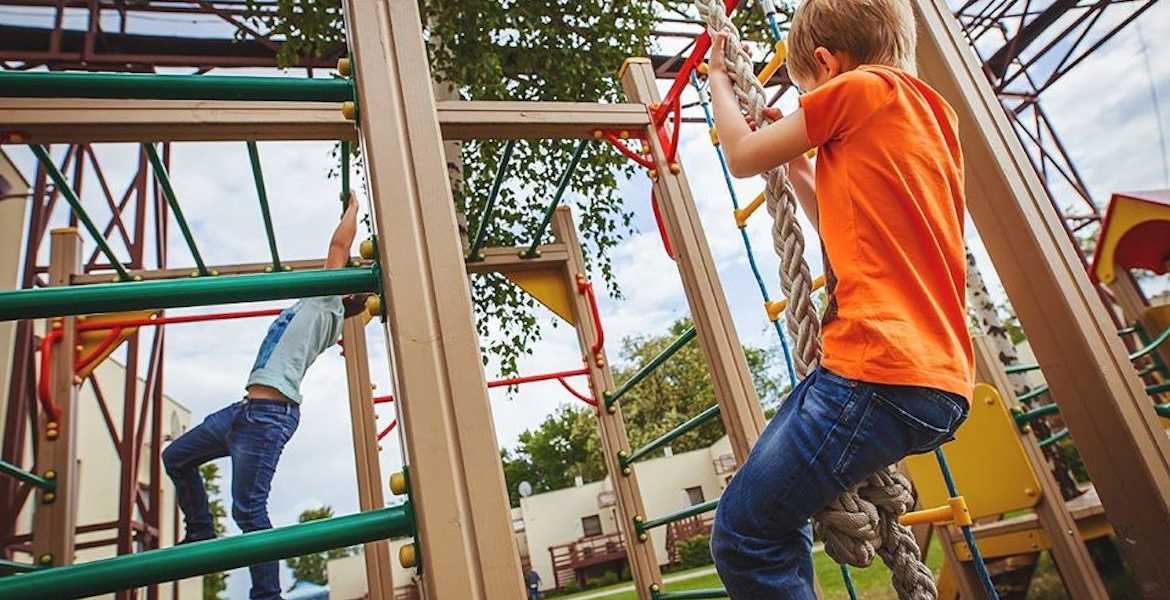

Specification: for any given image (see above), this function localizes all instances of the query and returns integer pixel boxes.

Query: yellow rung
[899,496,971,527]
[764,275,827,322]
[709,128,719,146]
[735,191,767,228]
[756,40,788,85]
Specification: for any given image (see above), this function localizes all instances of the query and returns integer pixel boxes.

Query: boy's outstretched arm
[324,193,360,269]
[708,31,815,178]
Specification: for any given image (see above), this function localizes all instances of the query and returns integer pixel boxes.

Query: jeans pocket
[244,406,298,440]
[873,388,965,454]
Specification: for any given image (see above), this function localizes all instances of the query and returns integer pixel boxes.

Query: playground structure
[0,0,1168,600]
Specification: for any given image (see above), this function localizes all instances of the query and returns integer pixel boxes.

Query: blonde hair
[786,0,917,84]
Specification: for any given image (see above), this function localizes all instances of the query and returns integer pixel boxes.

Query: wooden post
[341,1,526,598]
[619,58,766,464]
[973,337,1110,600]
[342,319,393,600]
[32,227,81,567]
[552,208,663,600]
[914,0,1170,593]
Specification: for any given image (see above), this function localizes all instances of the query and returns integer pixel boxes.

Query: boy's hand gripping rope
[692,2,936,599]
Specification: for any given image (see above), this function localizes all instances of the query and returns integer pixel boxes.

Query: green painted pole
[0,71,352,102]
[621,404,720,467]
[605,326,697,408]
[0,459,56,491]
[1038,428,1070,448]
[246,142,283,272]
[1013,401,1059,426]
[340,141,352,205]
[466,140,516,262]
[654,589,729,600]
[522,140,589,258]
[0,559,41,574]
[29,145,131,282]
[637,498,719,533]
[0,268,377,322]
[0,504,412,600]
[143,144,210,276]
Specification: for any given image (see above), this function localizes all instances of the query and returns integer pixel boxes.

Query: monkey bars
[0,71,352,103]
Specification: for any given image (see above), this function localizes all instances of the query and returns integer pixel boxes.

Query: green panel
[0,268,377,322]
[0,505,412,600]
[0,71,352,102]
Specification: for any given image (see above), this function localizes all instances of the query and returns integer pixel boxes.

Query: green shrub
[1056,438,1090,483]
[675,534,714,569]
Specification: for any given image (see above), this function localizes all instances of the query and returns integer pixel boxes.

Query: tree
[285,506,354,586]
[200,464,228,600]
[501,318,783,505]
[241,0,775,376]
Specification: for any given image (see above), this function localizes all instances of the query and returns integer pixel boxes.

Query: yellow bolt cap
[399,543,417,568]
[389,471,407,496]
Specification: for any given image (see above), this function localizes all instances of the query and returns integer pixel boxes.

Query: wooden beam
[1,98,649,144]
[32,228,81,567]
[620,59,766,464]
[914,0,1170,593]
[341,319,394,600]
[343,0,525,598]
[552,208,662,600]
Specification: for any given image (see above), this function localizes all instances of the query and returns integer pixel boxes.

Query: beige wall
[0,150,30,443]
[327,535,420,600]
[631,446,725,567]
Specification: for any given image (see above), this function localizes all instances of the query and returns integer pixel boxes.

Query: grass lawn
[556,542,946,600]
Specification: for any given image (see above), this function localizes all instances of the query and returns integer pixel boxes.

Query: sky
[3,2,1169,598]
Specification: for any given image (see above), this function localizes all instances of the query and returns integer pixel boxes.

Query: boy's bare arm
[708,31,816,178]
[788,154,819,231]
[324,193,359,269]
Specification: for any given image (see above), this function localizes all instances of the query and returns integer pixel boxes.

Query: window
[581,514,603,537]
[684,486,705,507]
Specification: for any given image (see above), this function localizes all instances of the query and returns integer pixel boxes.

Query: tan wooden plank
[342,319,393,600]
[342,0,525,598]
[914,0,1170,593]
[973,337,1110,600]
[619,59,765,464]
[32,228,81,566]
[1,98,648,144]
[552,208,662,600]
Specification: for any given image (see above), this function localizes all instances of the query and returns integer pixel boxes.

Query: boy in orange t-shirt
[705,0,973,596]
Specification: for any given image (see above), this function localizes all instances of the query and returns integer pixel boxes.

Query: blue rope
[934,447,1001,600]
[689,72,797,390]
[839,564,860,600]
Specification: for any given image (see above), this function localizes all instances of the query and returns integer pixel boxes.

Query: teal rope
[143,143,210,277]
[29,145,132,281]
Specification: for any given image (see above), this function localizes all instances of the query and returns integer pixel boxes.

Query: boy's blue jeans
[711,367,967,599]
[162,400,300,600]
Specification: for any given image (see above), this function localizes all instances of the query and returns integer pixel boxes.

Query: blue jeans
[711,367,967,599]
[163,400,300,600]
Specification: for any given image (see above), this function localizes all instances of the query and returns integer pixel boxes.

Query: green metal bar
[1156,403,1170,418]
[0,559,41,574]
[0,459,55,491]
[29,145,131,282]
[1149,382,1170,396]
[1003,363,1040,375]
[0,71,352,102]
[1016,384,1050,404]
[340,141,352,205]
[1013,401,1059,426]
[1130,323,1170,364]
[621,404,720,467]
[522,140,589,258]
[466,140,516,262]
[246,141,283,272]
[637,499,718,533]
[0,504,412,600]
[144,143,209,276]
[0,268,377,322]
[1038,428,1070,448]
[605,326,697,408]
[655,590,728,600]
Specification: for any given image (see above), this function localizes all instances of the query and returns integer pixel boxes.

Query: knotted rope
[692,3,935,598]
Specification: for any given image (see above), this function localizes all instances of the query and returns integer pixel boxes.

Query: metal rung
[605,326,697,408]
[621,405,720,468]
[636,499,718,534]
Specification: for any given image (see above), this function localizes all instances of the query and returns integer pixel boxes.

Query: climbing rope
[691,2,935,598]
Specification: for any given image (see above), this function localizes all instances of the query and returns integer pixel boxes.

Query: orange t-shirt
[799,65,974,399]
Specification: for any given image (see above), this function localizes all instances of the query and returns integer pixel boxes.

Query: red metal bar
[576,276,606,364]
[373,394,395,404]
[601,133,656,170]
[76,327,124,372]
[668,96,683,161]
[487,368,590,389]
[376,420,398,441]
[556,377,596,407]
[650,190,676,260]
[654,0,741,127]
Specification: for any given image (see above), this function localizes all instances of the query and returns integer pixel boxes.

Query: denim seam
[831,389,878,484]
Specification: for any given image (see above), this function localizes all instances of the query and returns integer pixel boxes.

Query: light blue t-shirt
[246,296,345,404]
